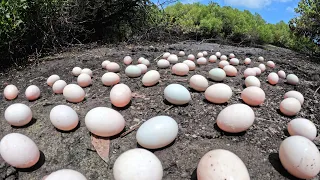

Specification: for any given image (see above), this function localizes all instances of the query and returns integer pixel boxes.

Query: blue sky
[153,0,301,24]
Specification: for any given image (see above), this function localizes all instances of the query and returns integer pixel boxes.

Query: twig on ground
[154,54,163,62]
[314,86,320,97]
[164,105,174,112]
[120,121,144,138]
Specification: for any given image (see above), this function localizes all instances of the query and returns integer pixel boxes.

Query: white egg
[209,55,217,63]
[136,116,178,149]
[45,169,87,180]
[183,60,196,70]
[215,52,221,58]
[3,84,19,100]
[50,105,79,131]
[258,56,264,62]
[268,72,279,85]
[223,65,237,77]
[81,68,93,77]
[167,54,179,64]
[178,51,185,57]
[218,60,229,68]
[164,84,191,105]
[286,74,299,85]
[138,57,145,63]
[197,52,204,58]
[253,67,262,76]
[77,73,92,87]
[63,84,85,103]
[197,57,207,65]
[101,72,120,86]
[142,70,160,87]
[172,63,189,76]
[110,84,132,107]
[101,60,111,69]
[220,55,228,61]
[284,91,304,105]
[125,65,142,78]
[123,56,133,65]
[258,64,266,72]
[52,80,67,94]
[189,75,208,92]
[217,104,255,133]
[279,136,320,179]
[208,68,226,82]
[162,52,170,59]
[0,133,40,168]
[25,85,40,101]
[267,61,275,68]
[187,54,196,61]
[288,118,317,140]
[157,59,170,68]
[113,148,163,180]
[141,59,150,67]
[244,58,251,65]
[202,51,208,56]
[245,76,261,87]
[278,70,286,79]
[5,103,32,126]
[241,86,265,106]
[230,58,239,65]
[229,53,236,59]
[107,62,121,72]
[244,68,256,78]
[47,75,60,86]
[137,64,148,74]
[280,98,301,116]
[197,149,250,180]
[85,107,125,137]
[72,67,82,76]
[205,83,232,104]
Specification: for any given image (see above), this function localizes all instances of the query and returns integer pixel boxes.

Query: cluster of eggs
[1,50,319,180]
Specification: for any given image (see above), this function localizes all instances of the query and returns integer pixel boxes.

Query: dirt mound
[0,42,319,180]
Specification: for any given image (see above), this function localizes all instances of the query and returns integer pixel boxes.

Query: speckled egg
[244,68,256,78]
[101,72,120,86]
[208,68,226,82]
[209,55,217,63]
[25,85,40,101]
[0,133,40,168]
[167,54,178,64]
[3,84,19,100]
[183,60,196,70]
[50,105,79,131]
[110,84,132,107]
[52,80,67,94]
[288,118,317,140]
[85,107,125,137]
[286,74,299,85]
[268,72,279,85]
[157,59,170,68]
[172,63,189,76]
[164,84,191,105]
[241,86,265,106]
[280,98,301,116]
[223,65,237,77]
[137,64,148,74]
[217,104,255,133]
[113,148,163,180]
[284,91,304,105]
[5,103,32,126]
[107,62,121,72]
[189,75,208,92]
[136,116,178,149]
[125,65,142,78]
[205,83,232,104]
[279,136,320,179]
[218,61,229,69]
[230,58,239,66]
[142,70,160,87]
[245,76,260,87]
[278,70,286,79]
[197,149,250,180]
[63,84,85,103]
[47,75,60,86]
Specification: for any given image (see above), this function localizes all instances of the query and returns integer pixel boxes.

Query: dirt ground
[0,41,320,180]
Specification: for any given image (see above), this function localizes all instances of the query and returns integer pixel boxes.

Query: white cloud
[179,0,201,4]
[224,0,292,9]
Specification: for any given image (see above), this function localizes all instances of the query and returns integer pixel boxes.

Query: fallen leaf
[91,134,110,163]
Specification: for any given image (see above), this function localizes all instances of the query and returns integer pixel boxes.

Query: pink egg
[101,72,120,86]
[284,91,304,105]
[219,61,229,69]
[241,86,265,106]
[3,84,19,100]
[52,80,67,94]
[197,57,207,65]
[209,55,217,63]
[172,63,189,76]
[223,65,237,77]
[25,85,40,101]
[253,67,261,76]
[217,104,255,133]
[280,98,301,116]
[188,54,195,61]
[63,84,85,103]
[77,73,92,87]
[268,72,279,85]
[267,61,275,68]
[137,64,148,74]
[107,62,120,72]
[244,68,256,78]
[244,58,251,65]
[0,133,40,168]
[278,70,286,79]
[123,56,133,65]
[205,83,232,104]
[110,84,132,107]
[183,60,196,70]
[142,70,160,87]
[189,75,208,92]
[47,75,60,86]
[258,64,266,72]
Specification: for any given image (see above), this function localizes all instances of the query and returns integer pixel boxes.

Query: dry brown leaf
[91,134,110,163]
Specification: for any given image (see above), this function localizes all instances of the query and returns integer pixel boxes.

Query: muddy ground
[0,41,320,180]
